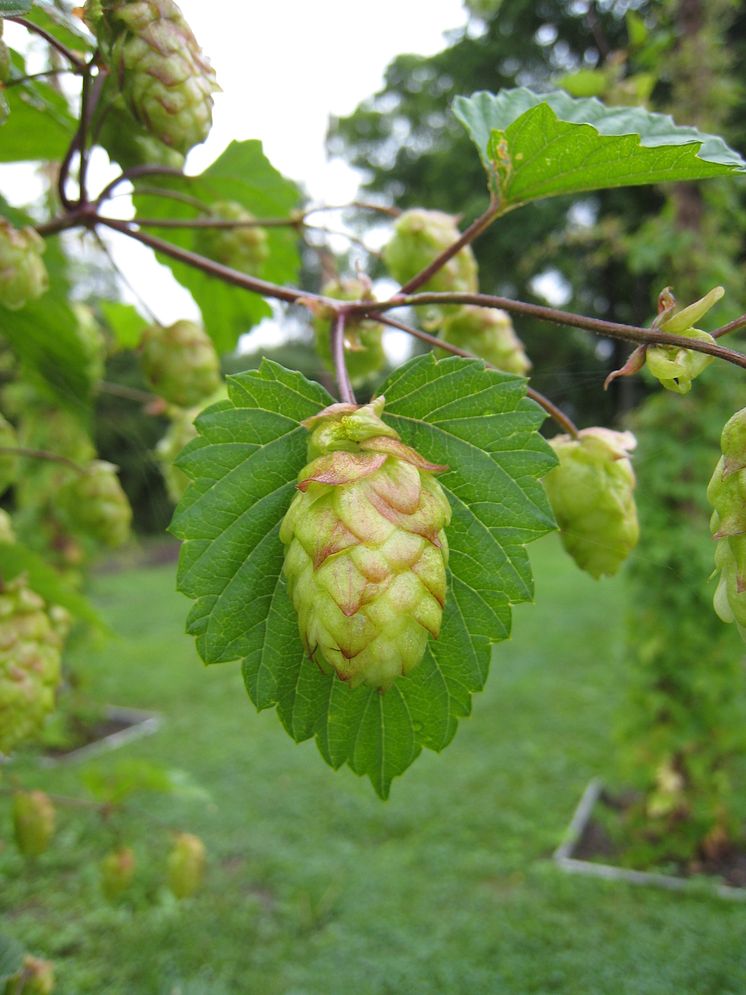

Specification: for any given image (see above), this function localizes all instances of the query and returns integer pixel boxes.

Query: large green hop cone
[59,460,132,548]
[87,0,219,155]
[140,319,221,407]
[0,220,48,311]
[0,577,63,755]
[312,277,386,384]
[544,427,639,578]
[708,407,746,636]
[280,397,451,691]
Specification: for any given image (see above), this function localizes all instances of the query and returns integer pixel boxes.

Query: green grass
[2,535,746,994]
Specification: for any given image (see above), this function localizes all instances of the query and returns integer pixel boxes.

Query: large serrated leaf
[453,87,745,207]
[172,356,556,797]
[131,141,301,354]
[0,50,76,158]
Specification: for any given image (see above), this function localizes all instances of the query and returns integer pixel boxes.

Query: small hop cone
[280,397,451,691]
[0,578,63,755]
[383,209,478,296]
[167,832,206,899]
[645,286,723,394]
[59,461,132,548]
[88,0,219,155]
[197,201,269,275]
[312,278,386,384]
[12,790,56,857]
[100,846,135,901]
[4,956,55,995]
[140,320,221,408]
[0,220,49,311]
[544,428,639,579]
[155,386,227,503]
[440,306,531,375]
[708,408,746,638]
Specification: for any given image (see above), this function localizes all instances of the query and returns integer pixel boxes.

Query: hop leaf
[543,428,639,578]
[140,320,221,408]
[88,0,219,155]
[0,220,48,311]
[645,286,724,394]
[167,832,205,899]
[59,461,132,549]
[440,306,531,375]
[0,577,63,755]
[281,397,451,691]
[196,200,269,275]
[12,791,55,857]
[312,278,386,384]
[100,846,135,901]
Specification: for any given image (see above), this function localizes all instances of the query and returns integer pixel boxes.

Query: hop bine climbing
[280,397,452,691]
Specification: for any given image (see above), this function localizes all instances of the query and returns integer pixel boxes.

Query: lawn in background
[2,535,745,994]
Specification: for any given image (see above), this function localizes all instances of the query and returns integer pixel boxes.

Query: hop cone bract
[312,278,386,384]
[544,427,639,578]
[0,220,48,311]
[197,201,269,274]
[59,460,132,548]
[167,831,205,898]
[12,790,56,857]
[0,578,63,755]
[646,286,723,394]
[440,305,531,375]
[140,320,221,407]
[280,397,451,691]
[708,407,746,636]
[88,0,219,154]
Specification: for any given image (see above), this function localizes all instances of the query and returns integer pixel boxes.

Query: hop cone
[383,209,478,296]
[0,412,18,497]
[197,201,269,274]
[59,461,132,548]
[12,790,56,857]
[95,85,185,170]
[0,577,63,755]
[100,846,135,900]
[646,286,723,394]
[155,387,227,503]
[0,220,48,311]
[544,428,639,578]
[167,831,205,899]
[313,278,386,384]
[280,397,451,691]
[88,0,219,154]
[140,320,221,407]
[4,956,55,995]
[440,306,531,375]
[708,407,746,636]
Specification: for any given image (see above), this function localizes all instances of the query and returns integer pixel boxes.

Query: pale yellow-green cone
[140,320,221,408]
[197,200,269,275]
[167,831,205,898]
[12,790,56,857]
[59,460,132,548]
[645,286,723,394]
[100,846,136,901]
[439,305,531,375]
[0,220,48,311]
[543,428,639,578]
[4,955,55,995]
[280,397,451,691]
[0,578,63,755]
[87,0,219,154]
[383,209,478,295]
[312,277,386,384]
[708,407,746,637]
